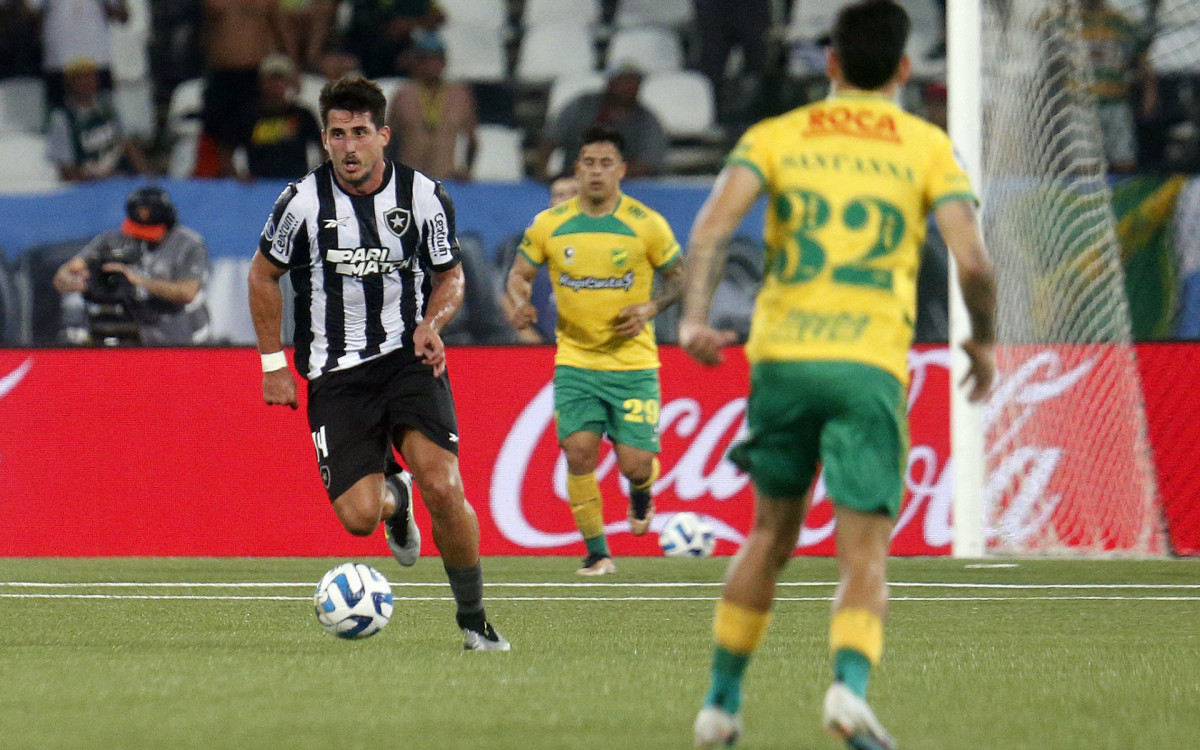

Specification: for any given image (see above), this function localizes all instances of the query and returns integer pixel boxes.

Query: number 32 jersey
[728,91,975,385]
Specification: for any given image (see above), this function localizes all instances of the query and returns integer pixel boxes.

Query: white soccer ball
[313,562,394,639]
[658,512,717,557]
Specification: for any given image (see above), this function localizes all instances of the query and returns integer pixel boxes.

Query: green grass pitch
[1,556,1197,749]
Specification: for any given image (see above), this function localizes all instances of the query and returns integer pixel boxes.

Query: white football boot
[383,470,420,567]
[822,682,897,750]
[693,705,743,748]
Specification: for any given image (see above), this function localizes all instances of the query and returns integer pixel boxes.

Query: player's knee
[415,471,461,516]
[334,495,382,537]
[617,455,652,485]
[339,510,379,537]
[563,448,598,475]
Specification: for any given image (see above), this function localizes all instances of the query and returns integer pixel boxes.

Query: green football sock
[703,646,750,714]
[584,534,610,558]
[834,648,872,699]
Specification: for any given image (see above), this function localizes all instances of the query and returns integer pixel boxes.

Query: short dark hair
[319,76,387,130]
[832,0,911,90]
[579,124,626,159]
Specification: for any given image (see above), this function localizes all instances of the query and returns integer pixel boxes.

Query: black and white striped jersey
[258,160,461,380]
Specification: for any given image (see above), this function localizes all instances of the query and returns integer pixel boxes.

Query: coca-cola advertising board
[3,345,1196,557]
[0,346,953,557]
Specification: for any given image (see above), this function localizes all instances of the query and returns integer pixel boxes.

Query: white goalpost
[946,0,1166,556]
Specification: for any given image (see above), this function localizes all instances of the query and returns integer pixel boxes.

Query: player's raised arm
[248,249,298,410]
[934,198,997,402]
[680,163,762,366]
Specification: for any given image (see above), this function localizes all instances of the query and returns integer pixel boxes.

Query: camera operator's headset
[121,186,177,243]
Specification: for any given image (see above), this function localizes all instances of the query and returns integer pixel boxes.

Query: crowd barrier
[1,344,1196,557]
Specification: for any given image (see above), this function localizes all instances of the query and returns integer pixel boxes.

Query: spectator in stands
[222,53,324,180]
[338,0,445,79]
[386,31,476,181]
[1039,0,1157,173]
[52,185,211,346]
[27,0,128,111]
[496,171,580,344]
[194,0,286,177]
[694,0,771,84]
[280,0,336,72]
[44,57,150,182]
[535,64,668,179]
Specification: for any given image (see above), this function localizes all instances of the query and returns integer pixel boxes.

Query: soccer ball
[313,562,394,639]
[658,512,717,557]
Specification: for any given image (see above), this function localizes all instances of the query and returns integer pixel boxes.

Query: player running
[505,124,684,576]
[681,1,997,746]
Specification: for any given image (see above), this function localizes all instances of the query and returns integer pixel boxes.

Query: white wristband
[261,351,288,373]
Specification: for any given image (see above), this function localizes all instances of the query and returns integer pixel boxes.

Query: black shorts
[306,348,459,501]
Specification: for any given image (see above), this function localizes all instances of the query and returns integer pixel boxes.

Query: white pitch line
[1,593,1197,603]
[3,580,1200,590]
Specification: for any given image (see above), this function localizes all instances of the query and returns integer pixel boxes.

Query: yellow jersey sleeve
[725,120,774,189]
[925,128,977,211]
[646,211,683,269]
[518,213,549,266]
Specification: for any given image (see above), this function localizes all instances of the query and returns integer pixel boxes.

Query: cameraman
[53,186,211,345]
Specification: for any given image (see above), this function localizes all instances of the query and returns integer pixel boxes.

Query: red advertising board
[0,346,952,557]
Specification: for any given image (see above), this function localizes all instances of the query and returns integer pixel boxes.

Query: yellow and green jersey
[519,193,681,370]
[728,91,975,385]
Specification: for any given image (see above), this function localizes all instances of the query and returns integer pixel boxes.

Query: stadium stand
[605,27,685,74]
[612,0,694,29]
[443,23,509,83]
[522,0,602,27]
[545,71,606,125]
[0,77,46,133]
[640,70,718,139]
[438,0,511,34]
[0,132,61,193]
[515,22,598,84]
[471,124,525,182]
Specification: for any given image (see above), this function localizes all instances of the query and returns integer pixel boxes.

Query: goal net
[976,0,1169,554]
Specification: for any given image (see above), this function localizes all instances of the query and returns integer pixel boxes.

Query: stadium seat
[166,77,205,138]
[613,0,694,29]
[0,77,46,134]
[168,131,199,179]
[640,70,718,139]
[516,23,597,84]
[443,23,507,83]
[0,132,62,194]
[438,0,509,33]
[113,81,155,140]
[297,73,325,120]
[545,71,606,125]
[471,124,525,182]
[605,27,684,73]
[523,0,601,27]
[373,76,405,100]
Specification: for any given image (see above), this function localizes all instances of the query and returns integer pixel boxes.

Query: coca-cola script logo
[488,349,956,554]
[980,346,1159,551]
